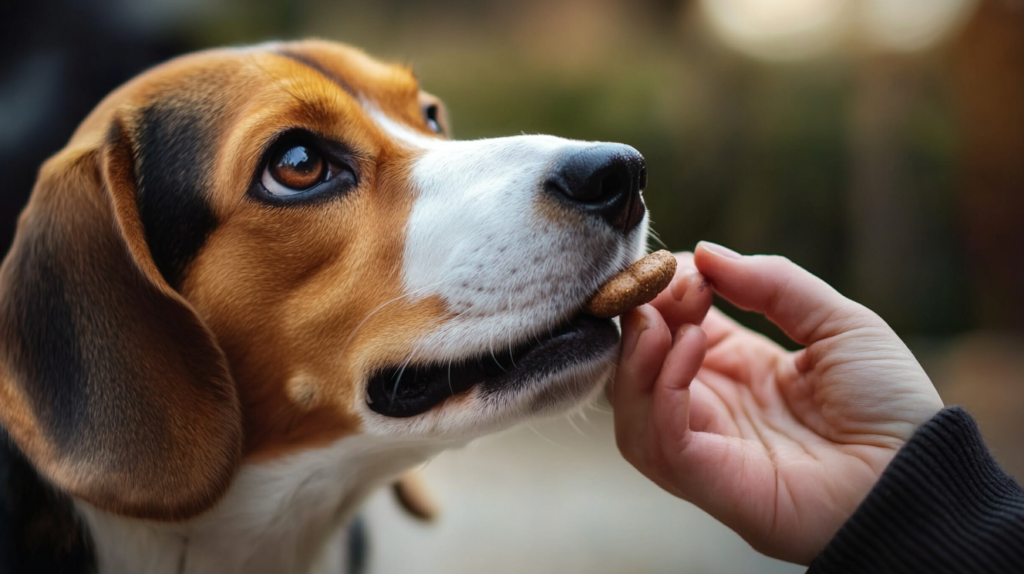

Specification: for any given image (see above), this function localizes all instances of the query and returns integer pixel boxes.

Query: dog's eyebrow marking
[274,49,358,99]
[133,98,222,290]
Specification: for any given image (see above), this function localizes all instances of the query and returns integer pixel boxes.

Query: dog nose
[544,144,647,233]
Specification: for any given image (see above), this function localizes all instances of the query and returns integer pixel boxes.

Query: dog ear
[0,118,242,521]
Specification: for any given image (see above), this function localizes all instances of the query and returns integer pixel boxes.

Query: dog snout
[543,144,647,233]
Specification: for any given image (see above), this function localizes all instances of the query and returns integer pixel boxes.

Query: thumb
[693,242,881,346]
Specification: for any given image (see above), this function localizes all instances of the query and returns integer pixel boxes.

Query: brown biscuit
[586,250,677,318]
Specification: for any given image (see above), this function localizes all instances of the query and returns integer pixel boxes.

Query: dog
[0,39,649,574]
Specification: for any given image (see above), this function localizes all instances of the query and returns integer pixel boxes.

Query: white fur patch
[403,135,640,356]
[370,106,647,362]
[79,435,452,574]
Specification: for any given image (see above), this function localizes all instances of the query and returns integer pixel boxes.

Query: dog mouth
[365,313,618,418]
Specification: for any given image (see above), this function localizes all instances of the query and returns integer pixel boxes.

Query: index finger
[694,242,883,346]
[648,252,714,333]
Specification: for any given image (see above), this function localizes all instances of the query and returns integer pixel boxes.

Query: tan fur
[0,40,455,519]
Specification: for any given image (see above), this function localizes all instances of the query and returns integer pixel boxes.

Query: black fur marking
[133,84,224,289]
[0,200,172,462]
[2,231,87,448]
[0,428,97,573]
[275,49,358,98]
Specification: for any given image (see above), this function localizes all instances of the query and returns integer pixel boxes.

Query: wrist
[810,407,1024,573]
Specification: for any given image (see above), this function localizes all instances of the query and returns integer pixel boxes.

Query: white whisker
[647,228,667,251]
[525,423,571,452]
[388,325,444,403]
[341,276,458,356]
[447,360,455,397]
[564,414,587,437]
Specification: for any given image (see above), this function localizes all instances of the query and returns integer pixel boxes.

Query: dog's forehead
[73,40,424,147]
[65,41,432,291]
[271,41,421,106]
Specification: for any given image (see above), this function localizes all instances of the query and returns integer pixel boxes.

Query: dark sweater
[809,406,1024,573]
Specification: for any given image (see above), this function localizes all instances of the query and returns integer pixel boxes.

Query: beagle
[0,40,649,574]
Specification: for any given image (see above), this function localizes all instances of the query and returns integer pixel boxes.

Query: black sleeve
[807,406,1024,574]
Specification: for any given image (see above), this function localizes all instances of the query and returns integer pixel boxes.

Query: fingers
[612,314,783,552]
[609,305,672,448]
[615,305,673,396]
[612,304,709,491]
[648,252,713,334]
[650,325,707,449]
[611,304,711,490]
[694,242,880,346]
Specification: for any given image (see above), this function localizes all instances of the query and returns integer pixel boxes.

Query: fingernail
[621,308,650,359]
[698,241,742,260]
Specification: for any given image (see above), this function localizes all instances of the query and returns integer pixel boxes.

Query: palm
[684,307,935,562]
[612,249,944,565]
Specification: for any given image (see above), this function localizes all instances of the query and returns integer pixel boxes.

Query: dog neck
[76,434,449,574]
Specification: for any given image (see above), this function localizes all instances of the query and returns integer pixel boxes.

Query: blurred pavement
[363,404,802,574]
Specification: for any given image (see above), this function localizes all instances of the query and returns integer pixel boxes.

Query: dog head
[0,40,648,522]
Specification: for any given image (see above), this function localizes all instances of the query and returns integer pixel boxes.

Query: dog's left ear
[0,118,242,521]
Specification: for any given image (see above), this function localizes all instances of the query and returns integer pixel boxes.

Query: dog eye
[424,104,443,134]
[251,131,359,205]
[262,143,328,196]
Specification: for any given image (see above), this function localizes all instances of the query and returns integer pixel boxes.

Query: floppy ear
[0,118,242,521]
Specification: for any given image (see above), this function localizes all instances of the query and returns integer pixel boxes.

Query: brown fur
[0,40,454,519]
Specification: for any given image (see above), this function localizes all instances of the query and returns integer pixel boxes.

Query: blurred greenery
[7,0,1022,345]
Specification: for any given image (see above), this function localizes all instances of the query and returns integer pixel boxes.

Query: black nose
[544,144,647,233]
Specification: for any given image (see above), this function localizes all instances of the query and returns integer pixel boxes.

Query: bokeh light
[701,0,979,61]
[860,0,978,52]
[699,0,848,61]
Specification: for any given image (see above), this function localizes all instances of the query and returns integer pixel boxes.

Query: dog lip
[365,314,618,418]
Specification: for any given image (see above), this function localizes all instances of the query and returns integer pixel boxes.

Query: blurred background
[2,0,1023,572]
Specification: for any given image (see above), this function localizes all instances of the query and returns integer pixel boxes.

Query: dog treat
[586,250,677,318]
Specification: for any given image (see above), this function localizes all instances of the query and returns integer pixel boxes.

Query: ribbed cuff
[808,406,1024,574]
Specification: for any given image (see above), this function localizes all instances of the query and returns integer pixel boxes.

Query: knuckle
[763,254,794,270]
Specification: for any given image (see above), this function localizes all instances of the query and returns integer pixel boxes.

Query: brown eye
[263,143,327,195]
[252,131,359,204]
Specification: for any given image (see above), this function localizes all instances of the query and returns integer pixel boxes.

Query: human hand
[608,242,944,565]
